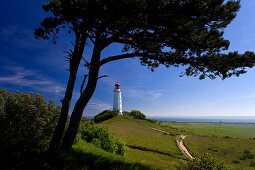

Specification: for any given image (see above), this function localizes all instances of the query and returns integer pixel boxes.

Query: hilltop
[99,116,188,169]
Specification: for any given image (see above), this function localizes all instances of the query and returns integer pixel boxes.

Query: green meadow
[164,122,255,139]
[186,135,255,169]
[99,117,255,169]
[156,121,255,169]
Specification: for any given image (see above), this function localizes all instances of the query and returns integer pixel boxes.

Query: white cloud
[0,66,65,94]
[125,89,163,101]
[0,26,47,48]
[87,99,111,112]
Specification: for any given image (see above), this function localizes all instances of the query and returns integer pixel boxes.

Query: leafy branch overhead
[35,0,255,79]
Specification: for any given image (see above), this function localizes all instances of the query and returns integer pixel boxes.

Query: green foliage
[146,118,158,124]
[232,160,240,164]
[250,160,255,167]
[80,121,126,155]
[35,0,255,80]
[94,110,119,123]
[122,111,131,116]
[239,149,254,160]
[0,89,60,155]
[177,153,227,170]
[130,110,146,120]
[208,147,219,152]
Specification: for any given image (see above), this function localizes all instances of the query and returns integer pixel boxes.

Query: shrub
[240,149,254,160]
[94,110,119,123]
[122,111,130,116]
[146,118,157,123]
[0,89,61,154]
[250,160,255,167]
[208,147,219,152]
[115,140,126,156]
[177,153,227,170]
[130,110,146,119]
[80,122,126,155]
[223,136,232,139]
[232,160,240,164]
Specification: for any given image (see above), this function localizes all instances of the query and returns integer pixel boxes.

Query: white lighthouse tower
[113,82,122,115]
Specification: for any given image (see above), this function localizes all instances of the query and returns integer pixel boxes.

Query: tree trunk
[61,42,101,151]
[48,33,87,152]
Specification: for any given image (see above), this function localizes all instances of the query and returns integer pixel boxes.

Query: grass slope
[185,135,255,169]
[1,140,153,170]
[71,140,155,170]
[99,116,185,169]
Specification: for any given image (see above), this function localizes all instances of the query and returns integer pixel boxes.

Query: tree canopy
[36,0,255,79]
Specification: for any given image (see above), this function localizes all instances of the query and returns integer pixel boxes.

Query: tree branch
[97,75,108,79]
[99,52,146,66]
[80,74,88,94]
[87,34,96,44]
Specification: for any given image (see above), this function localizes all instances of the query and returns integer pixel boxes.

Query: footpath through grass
[99,116,186,169]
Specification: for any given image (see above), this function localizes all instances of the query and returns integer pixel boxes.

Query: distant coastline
[147,116,255,123]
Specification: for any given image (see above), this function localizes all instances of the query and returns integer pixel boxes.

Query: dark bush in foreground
[80,121,126,155]
[94,110,119,123]
[130,110,146,119]
[0,89,60,155]
[177,153,227,170]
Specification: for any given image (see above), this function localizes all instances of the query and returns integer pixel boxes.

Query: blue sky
[1,0,255,117]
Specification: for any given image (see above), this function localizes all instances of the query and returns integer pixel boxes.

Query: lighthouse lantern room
[113,82,122,115]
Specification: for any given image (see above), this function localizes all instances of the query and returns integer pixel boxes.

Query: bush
[146,118,157,123]
[177,153,227,170]
[80,121,126,155]
[240,149,254,160]
[208,147,219,152]
[232,160,240,164]
[0,89,61,155]
[130,110,146,119]
[94,110,119,123]
[122,111,130,116]
[250,160,255,167]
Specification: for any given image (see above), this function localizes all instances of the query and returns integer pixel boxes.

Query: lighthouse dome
[115,82,120,88]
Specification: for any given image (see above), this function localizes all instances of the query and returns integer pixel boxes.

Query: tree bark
[61,41,101,151]
[48,33,87,152]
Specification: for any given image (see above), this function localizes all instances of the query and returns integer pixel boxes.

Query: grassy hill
[98,116,255,169]
[99,116,186,169]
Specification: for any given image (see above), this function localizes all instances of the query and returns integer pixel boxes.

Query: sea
[147,116,255,123]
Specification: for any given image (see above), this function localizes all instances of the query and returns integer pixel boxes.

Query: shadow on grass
[0,147,154,170]
[126,144,188,161]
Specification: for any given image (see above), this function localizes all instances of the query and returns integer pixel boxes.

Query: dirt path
[177,135,194,160]
[135,119,194,159]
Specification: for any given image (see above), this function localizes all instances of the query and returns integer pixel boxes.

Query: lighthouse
[113,82,122,115]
